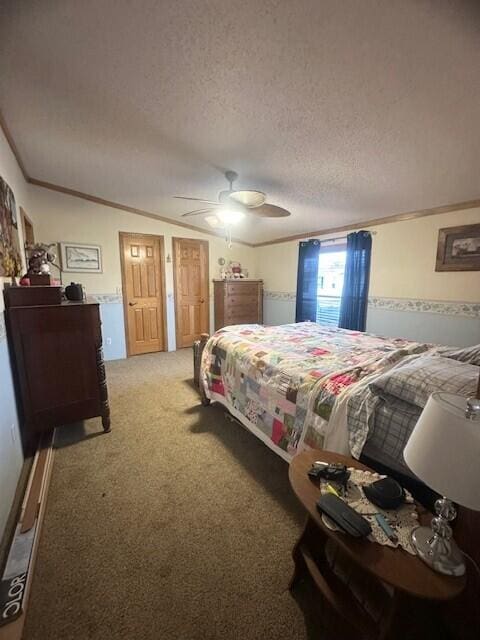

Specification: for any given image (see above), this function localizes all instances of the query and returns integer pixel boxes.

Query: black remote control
[317,494,372,538]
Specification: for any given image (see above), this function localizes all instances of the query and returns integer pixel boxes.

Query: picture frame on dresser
[436,223,480,271]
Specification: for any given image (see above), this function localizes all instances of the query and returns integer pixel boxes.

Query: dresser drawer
[226,295,259,307]
[226,304,259,320]
[225,314,259,325]
[226,282,261,297]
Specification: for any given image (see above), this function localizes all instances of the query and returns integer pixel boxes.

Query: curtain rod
[320,231,377,243]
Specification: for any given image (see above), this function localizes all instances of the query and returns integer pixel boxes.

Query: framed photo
[436,223,480,272]
[0,175,22,277]
[60,242,102,273]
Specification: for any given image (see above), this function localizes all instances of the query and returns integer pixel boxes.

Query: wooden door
[20,207,35,265]
[173,238,209,348]
[120,233,167,356]
[21,208,35,245]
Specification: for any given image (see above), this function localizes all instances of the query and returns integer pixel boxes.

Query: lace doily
[319,468,419,555]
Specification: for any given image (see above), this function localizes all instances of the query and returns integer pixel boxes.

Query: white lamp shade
[404,392,480,511]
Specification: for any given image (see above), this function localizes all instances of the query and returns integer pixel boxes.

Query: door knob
[200,298,205,303]
[129,302,138,306]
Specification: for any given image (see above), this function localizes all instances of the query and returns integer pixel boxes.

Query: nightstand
[289,450,465,639]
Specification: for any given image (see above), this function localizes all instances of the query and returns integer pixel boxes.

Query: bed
[197,322,480,476]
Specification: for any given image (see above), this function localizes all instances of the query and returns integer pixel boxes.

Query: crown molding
[0,108,30,182]
[254,199,480,247]
[28,178,255,247]
[22,181,480,251]
[2,110,479,249]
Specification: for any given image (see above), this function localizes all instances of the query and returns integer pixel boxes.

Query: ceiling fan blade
[181,208,214,217]
[251,203,291,218]
[229,190,266,208]
[174,196,219,205]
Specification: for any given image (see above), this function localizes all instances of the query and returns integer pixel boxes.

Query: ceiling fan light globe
[229,190,266,208]
[216,208,245,226]
[205,215,220,228]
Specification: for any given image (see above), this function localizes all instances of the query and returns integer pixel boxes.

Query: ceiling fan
[174,171,291,230]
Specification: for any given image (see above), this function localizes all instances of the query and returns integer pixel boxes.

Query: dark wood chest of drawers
[5,298,111,454]
[213,279,263,330]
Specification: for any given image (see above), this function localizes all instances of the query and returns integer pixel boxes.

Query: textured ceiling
[1,0,480,243]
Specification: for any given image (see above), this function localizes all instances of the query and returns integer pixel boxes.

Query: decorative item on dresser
[4,288,111,455]
[213,279,263,330]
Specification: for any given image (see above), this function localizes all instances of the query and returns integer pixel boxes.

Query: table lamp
[404,390,480,576]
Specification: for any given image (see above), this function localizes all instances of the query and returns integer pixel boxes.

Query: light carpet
[22,349,326,640]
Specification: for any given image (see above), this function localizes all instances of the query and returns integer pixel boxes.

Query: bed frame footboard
[193,333,210,405]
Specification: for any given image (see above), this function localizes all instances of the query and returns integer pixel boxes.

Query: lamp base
[411,526,465,576]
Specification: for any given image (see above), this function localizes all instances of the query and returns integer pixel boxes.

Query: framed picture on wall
[60,242,103,273]
[436,223,480,272]
[0,175,22,277]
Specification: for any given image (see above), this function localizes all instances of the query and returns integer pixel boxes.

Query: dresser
[213,279,263,330]
[5,296,110,454]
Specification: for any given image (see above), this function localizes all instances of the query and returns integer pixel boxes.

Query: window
[316,245,346,326]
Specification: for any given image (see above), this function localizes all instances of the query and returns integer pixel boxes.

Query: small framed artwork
[436,223,480,272]
[60,242,102,273]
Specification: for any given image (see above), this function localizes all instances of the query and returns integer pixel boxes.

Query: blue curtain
[295,239,320,322]
[339,231,372,331]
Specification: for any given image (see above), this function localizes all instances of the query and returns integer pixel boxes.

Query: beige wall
[258,207,480,302]
[30,185,257,298]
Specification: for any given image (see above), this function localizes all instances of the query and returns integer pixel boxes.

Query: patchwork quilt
[200,322,430,460]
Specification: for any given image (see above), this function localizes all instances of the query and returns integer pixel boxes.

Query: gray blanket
[347,353,479,474]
